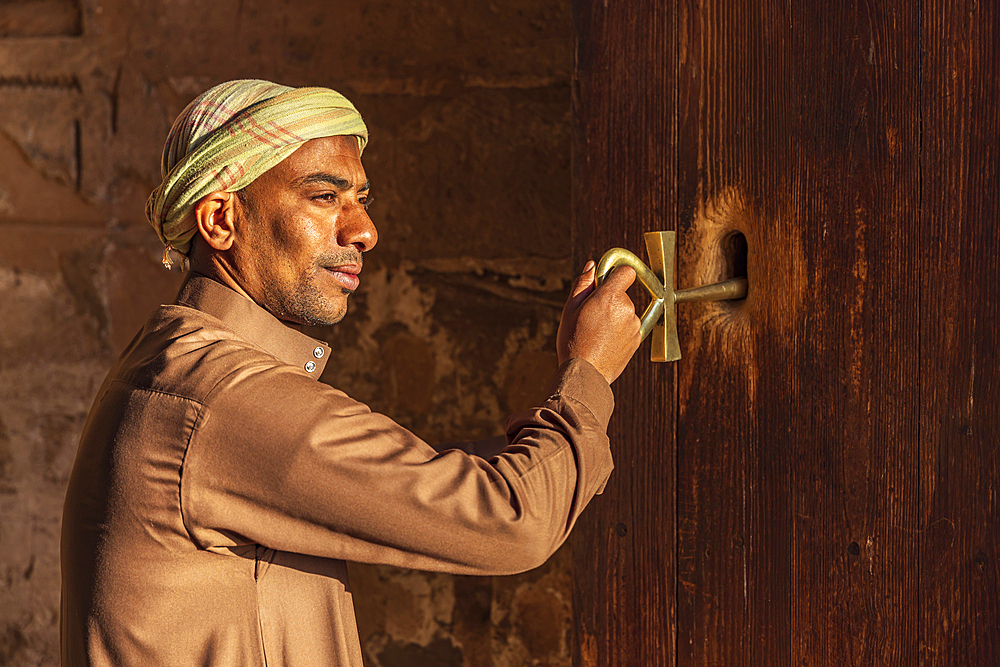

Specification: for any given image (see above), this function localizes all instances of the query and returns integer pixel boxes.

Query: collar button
[313,346,325,359]
[304,360,317,373]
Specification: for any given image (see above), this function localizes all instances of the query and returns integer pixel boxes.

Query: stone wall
[0,1,576,665]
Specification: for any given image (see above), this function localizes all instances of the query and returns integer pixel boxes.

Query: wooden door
[571,1,998,665]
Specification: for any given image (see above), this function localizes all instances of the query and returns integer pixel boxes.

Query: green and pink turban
[145,79,368,269]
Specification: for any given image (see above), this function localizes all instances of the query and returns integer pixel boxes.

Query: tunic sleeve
[179,356,614,575]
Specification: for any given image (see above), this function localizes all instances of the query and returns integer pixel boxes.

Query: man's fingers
[599,265,637,292]
[569,260,597,299]
[563,262,635,321]
[557,262,644,380]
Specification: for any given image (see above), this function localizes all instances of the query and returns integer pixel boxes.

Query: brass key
[596,231,748,362]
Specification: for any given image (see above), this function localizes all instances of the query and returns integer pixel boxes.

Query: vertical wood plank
[786,2,923,664]
[920,2,1000,665]
[570,1,678,665]
[673,0,788,663]
[675,0,922,664]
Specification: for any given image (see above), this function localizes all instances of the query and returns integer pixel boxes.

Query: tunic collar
[175,274,331,378]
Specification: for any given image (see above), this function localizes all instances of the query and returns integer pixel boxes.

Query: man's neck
[185,267,304,332]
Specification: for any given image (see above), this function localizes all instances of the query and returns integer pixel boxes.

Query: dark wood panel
[573,1,996,665]
[570,1,678,665]
[673,1,794,664]
[919,3,1000,665]
[787,2,923,665]
[675,0,922,664]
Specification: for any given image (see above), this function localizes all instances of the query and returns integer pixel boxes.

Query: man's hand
[556,261,642,384]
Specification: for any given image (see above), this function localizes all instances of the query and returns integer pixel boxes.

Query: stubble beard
[271,250,361,327]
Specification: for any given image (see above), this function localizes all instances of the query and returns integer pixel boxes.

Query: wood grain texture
[780,2,922,664]
[919,2,1000,665]
[572,0,996,665]
[570,1,678,665]
[675,0,799,663]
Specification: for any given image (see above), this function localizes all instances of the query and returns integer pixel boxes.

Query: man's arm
[179,262,640,575]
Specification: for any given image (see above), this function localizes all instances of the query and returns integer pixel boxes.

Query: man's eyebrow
[294,173,371,192]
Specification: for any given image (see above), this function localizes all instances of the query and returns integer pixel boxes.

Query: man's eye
[360,194,374,210]
[313,193,337,202]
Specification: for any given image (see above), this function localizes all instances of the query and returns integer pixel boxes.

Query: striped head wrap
[145,79,368,269]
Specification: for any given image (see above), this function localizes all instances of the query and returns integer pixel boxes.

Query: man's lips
[325,264,362,291]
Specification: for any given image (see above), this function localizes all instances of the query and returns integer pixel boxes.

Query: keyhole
[723,231,748,296]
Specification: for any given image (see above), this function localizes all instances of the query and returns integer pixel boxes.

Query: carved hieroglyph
[0,0,115,224]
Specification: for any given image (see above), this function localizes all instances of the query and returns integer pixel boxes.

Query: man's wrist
[546,357,615,430]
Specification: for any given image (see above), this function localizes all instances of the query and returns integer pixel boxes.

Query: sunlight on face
[233,136,377,326]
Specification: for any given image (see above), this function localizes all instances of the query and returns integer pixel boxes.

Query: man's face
[232,135,377,326]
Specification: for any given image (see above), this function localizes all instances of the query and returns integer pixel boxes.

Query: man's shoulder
[110,303,290,405]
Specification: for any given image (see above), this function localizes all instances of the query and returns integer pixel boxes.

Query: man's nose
[339,204,378,252]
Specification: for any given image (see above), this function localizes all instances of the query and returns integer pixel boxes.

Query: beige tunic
[61,275,615,666]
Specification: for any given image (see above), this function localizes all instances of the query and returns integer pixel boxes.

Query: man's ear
[194,191,239,251]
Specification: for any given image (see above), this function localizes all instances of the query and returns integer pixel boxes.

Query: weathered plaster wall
[0,1,576,665]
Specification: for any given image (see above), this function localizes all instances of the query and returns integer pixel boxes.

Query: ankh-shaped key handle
[595,231,748,362]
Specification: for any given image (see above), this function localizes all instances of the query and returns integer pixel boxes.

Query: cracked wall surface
[0,1,577,665]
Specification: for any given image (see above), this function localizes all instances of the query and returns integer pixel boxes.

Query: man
[61,79,640,666]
